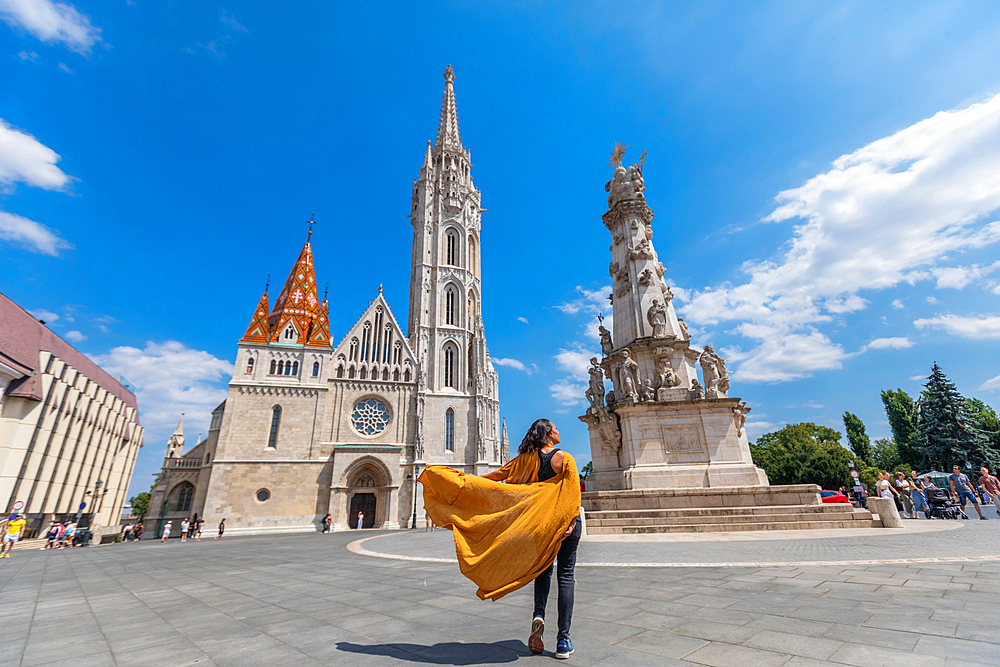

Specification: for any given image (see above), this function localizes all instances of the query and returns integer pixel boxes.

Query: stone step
[587,511,868,527]
[10,538,48,551]
[587,518,875,534]
[586,504,856,520]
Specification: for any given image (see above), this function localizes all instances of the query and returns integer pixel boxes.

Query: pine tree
[881,388,918,465]
[916,363,996,470]
[842,412,873,466]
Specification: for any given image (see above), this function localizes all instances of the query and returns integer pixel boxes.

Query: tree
[580,461,593,479]
[916,363,997,470]
[966,398,1000,458]
[842,412,873,466]
[881,388,919,465]
[129,492,150,519]
[871,438,901,471]
[752,423,851,490]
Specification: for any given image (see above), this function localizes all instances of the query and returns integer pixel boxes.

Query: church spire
[238,280,271,345]
[435,65,461,149]
[268,236,322,345]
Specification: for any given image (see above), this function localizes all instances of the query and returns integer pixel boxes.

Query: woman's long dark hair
[519,419,554,455]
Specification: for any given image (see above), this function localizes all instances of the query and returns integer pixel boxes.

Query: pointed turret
[435,65,462,149]
[268,236,321,344]
[305,293,332,348]
[500,417,509,464]
[165,415,185,458]
[239,285,271,344]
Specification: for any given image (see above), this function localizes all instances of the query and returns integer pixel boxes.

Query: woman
[215,518,225,539]
[481,419,579,660]
[160,521,171,542]
[322,513,332,533]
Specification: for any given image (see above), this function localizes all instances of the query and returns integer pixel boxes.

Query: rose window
[351,398,391,436]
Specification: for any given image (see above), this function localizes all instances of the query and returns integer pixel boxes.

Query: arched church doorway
[349,493,376,529]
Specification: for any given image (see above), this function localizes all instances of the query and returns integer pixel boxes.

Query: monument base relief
[579,146,873,533]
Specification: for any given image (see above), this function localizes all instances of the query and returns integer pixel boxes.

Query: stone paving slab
[0,527,998,666]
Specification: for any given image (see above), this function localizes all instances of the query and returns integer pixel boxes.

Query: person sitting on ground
[979,467,1000,517]
[950,465,987,520]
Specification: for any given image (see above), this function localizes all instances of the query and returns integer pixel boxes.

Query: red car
[820,490,850,503]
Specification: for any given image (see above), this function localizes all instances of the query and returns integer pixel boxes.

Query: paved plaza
[2,523,1000,667]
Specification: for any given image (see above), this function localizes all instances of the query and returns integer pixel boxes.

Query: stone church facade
[146,67,506,536]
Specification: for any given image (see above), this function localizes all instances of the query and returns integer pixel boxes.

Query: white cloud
[927,296,940,304]
[91,341,233,447]
[0,118,73,191]
[864,337,914,350]
[554,343,597,379]
[493,357,537,374]
[91,314,115,333]
[28,308,58,322]
[16,49,37,61]
[891,299,904,309]
[64,330,85,342]
[931,264,993,289]
[219,10,246,34]
[914,314,1000,339]
[0,210,72,255]
[56,61,71,74]
[682,92,1000,381]
[0,0,101,54]
[979,374,1000,391]
[548,378,587,407]
[516,316,529,324]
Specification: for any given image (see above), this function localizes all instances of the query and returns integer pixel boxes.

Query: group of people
[43,520,82,548]
[160,517,225,541]
[867,466,1000,520]
[120,522,143,541]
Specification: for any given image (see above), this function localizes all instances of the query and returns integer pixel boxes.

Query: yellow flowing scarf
[419,451,581,601]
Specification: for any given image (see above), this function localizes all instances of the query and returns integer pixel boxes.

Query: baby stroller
[924,485,966,520]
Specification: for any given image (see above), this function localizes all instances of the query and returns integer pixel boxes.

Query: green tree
[916,363,997,470]
[128,492,150,519]
[881,388,919,465]
[753,423,851,490]
[966,398,1000,458]
[580,461,593,479]
[842,412,873,466]
[871,438,901,471]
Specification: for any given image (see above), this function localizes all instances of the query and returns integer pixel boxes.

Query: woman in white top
[161,521,172,542]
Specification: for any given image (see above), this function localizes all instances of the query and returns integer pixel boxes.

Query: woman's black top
[537,448,560,482]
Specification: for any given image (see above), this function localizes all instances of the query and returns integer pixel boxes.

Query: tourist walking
[425,513,435,531]
[1,513,26,558]
[133,523,143,541]
[322,513,331,533]
[357,512,364,530]
[909,471,929,519]
[979,467,1000,517]
[61,522,77,548]
[895,472,914,518]
[480,420,581,660]
[215,518,225,539]
[122,523,133,542]
[950,465,987,519]
[45,522,61,549]
[180,518,189,541]
[194,517,204,540]
[161,521,172,542]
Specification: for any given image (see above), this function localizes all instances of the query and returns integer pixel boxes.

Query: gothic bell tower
[407,66,502,470]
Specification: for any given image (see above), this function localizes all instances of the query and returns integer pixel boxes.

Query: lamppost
[410,462,421,529]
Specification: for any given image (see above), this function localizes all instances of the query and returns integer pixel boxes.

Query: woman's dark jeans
[533,519,582,642]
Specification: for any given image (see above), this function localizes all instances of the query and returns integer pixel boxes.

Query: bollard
[869,497,903,527]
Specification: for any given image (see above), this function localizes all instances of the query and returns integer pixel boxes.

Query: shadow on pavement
[336,640,527,664]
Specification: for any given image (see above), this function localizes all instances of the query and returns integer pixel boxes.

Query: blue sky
[2,1,1000,497]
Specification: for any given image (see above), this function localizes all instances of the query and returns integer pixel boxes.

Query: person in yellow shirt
[2,514,27,558]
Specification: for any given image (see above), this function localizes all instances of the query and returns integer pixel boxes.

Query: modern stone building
[147,66,506,536]
[0,293,144,539]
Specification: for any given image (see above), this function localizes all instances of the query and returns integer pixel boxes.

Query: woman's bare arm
[481,469,509,482]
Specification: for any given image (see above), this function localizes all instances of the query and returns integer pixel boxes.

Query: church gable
[332,290,417,382]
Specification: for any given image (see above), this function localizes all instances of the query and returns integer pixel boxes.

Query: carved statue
[691,378,704,399]
[662,284,674,303]
[638,268,654,285]
[608,261,617,277]
[585,357,606,409]
[699,344,730,399]
[612,231,624,245]
[639,379,654,402]
[647,298,668,337]
[677,317,690,340]
[605,164,645,208]
[627,238,654,261]
[653,346,680,390]
[598,324,613,355]
[654,261,666,277]
[417,369,427,390]
[733,400,751,437]
[618,349,639,401]
[580,405,623,454]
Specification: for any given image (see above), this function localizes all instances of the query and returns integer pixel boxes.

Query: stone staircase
[585,504,874,534]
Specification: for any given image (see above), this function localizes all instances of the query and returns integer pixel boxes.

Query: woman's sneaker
[555,638,574,659]
[528,617,544,654]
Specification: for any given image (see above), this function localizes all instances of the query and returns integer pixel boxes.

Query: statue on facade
[691,378,704,399]
[662,284,674,304]
[638,268,654,285]
[647,298,668,337]
[699,344,730,398]
[733,400,751,437]
[618,349,639,401]
[598,322,613,355]
[585,358,606,409]
[639,379,655,402]
[653,346,680,391]
[677,317,690,341]
[605,164,645,208]
[627,238,654,261]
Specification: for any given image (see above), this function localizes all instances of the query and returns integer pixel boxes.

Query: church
[145,67,507,535]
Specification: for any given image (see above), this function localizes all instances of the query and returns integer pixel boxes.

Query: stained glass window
[351,398,391,436]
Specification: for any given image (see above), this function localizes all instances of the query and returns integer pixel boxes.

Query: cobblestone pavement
[1,526,999,667]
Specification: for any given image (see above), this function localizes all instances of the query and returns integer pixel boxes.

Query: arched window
[284,325,295,341]
[393,341,402,366]
[393,369,400,381]
[445,408,455,451]
[468,291,476,329]
[291,361,298,376]
[175,482,194,512]
[469,235,477,275]
[349,338,359,362]
[361,322,372,361]
[404,368,411,382]
[337,364,345,378]
[445,286,457,325]
[313,361,320,377]
[270,360,276,375]
[382,368,389,381]
[373,309,383,361]
[383,325,393,363]
[446,231,457,265]
[360,367,367,380]
[277,360,284,375]
[348,367,356,379]
[444,344,457,389]
[267,406,281,449]
[246,357,255,374]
